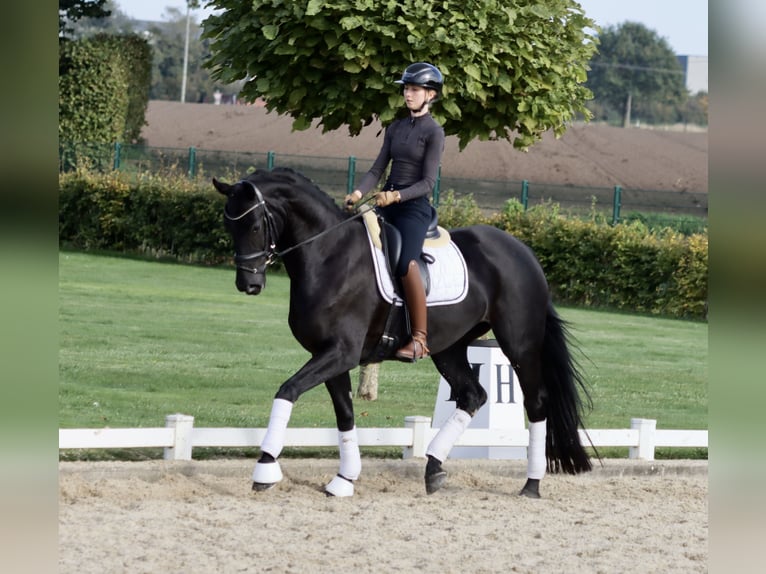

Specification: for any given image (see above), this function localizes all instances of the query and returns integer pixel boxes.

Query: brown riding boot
[396,261,430,361]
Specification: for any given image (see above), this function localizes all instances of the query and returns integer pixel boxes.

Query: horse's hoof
[425,470,448,494]
[325,474,355,497]
[251,460,283,492]
[519,478,541,498]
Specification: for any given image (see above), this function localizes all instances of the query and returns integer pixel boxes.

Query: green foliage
[203,0,597,149]
[586,22,687,125]
[622,211,708,236]
[59,169,707,318]
[119,35,153,142]
[59,33,152,165]
[435,190,484,228]
[438,191,707,318]
[58,169,230,263]
[682,92,708,126]
[59,0,110,37]
[59,36,130,150]
[495,204,708,318]
[147,8,227,103]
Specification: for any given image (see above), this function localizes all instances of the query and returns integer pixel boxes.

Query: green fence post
[267,151,275,170]
[612,185,622,225]
[188,147,197,179]
[432,165,442,207]
[113,142,122,170]
[347,156,356,195]
[521,180,529,210]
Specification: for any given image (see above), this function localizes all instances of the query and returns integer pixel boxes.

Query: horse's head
[213,177,277,295]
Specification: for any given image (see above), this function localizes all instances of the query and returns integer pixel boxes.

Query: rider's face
[403,84,433,110]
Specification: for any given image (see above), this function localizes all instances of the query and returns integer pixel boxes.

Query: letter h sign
[432,340,527,459]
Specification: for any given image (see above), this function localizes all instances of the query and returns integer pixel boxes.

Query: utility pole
[180,3,191,103]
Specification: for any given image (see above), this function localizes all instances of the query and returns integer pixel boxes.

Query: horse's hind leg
[494,337,547,499]
[425,347,488,494]
[324,373,361,497]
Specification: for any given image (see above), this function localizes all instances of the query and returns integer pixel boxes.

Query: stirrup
[395,334,430,361]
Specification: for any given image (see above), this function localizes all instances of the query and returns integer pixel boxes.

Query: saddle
[360,208,467,364]
[366,206,448,296]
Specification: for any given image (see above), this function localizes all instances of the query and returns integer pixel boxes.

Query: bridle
[223,179,374,275]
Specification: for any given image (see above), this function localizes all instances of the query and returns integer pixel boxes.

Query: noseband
[224,180,279,275]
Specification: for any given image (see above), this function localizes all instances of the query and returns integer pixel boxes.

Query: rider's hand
[375,190,401,207]
[344,190,362,211]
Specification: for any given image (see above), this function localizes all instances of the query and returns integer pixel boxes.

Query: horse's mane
[252,166,343,215]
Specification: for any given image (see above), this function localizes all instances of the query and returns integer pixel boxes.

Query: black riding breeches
[378,194,432,277]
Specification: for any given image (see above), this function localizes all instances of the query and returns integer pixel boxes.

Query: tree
[203,0,597,150]
[64,0,134,36]
[586,22,687,128]
[149,8,214,102]
[59,0,111,37]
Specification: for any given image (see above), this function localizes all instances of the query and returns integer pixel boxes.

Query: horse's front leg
[425,351,488,494]
[323,372,361,497]
[251,397,292,491]
[252,350,358,493]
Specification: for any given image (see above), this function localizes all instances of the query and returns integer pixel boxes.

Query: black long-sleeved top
[356,113,445,202]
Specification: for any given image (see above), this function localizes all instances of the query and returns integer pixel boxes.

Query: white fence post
[164,414,195,461]
[403,416,431,459]
[629,418,657,460]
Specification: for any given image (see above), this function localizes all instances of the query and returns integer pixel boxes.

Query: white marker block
[432,340,527,459]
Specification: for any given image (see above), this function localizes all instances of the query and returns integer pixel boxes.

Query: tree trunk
[356,363,379,401]
[622,91,632,128]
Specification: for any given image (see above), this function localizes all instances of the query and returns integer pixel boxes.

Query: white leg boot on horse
[520,419,547,498]
[325,427,361,497]
[423,408,472,494]
[395,261,430,362]
[252,398,293,491]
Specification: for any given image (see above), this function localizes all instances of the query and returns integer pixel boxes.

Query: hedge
[59,172,707,319]
[458,194,706,318]
[59,169,230,264]
[59,34,152,169]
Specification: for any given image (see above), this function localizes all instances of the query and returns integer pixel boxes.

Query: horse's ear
[212,178,231,197]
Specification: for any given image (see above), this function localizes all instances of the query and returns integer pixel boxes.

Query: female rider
[345,62,445,361]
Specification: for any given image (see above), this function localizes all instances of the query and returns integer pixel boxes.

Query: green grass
[59,251,707,459]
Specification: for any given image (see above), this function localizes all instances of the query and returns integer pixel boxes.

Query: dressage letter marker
[432,339,527,459]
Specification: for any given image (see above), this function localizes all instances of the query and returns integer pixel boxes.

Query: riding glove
[344,190,362,212]
[375,190,401,207]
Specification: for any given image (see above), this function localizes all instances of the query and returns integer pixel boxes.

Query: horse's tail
[542,302,595,474]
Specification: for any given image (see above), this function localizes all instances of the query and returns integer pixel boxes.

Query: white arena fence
[59,415,708,462]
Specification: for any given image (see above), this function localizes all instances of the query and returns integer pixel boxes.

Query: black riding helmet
[395,62,443,102]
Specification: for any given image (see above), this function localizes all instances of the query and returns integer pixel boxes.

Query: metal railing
[59,141,708,222]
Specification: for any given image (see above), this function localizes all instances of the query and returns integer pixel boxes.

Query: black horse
[213,167,592,498]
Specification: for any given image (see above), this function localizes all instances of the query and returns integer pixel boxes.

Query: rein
[225,179,375,273]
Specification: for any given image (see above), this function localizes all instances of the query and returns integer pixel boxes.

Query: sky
[116,0,708,56]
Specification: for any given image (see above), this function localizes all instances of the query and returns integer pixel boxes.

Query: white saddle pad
[362,211,469,307]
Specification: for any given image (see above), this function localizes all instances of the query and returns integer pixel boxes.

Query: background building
[677,55,708,94]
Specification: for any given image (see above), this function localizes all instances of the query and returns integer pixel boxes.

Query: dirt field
[59,458,707,573]
[141,101,708,194]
